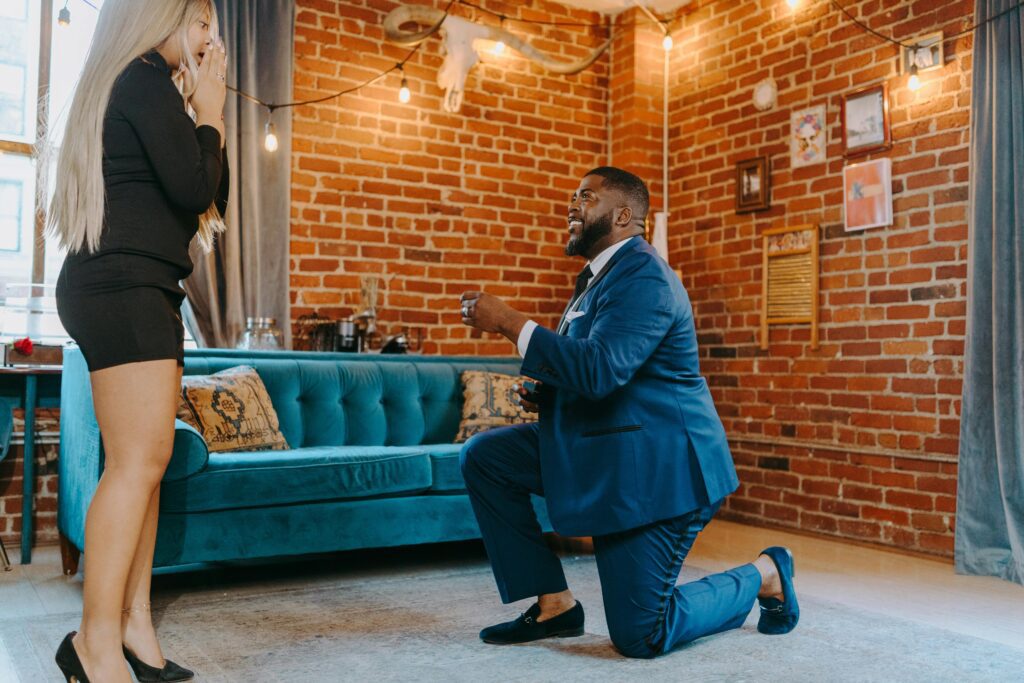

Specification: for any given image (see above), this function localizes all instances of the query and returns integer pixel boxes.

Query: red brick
[918,532,955,554]
[829,463,872,483]
[885,490,934,511]
[862,505,910,526]
[837,520,883,540]
[822,499,861,517]
[911,512,953,532]
[916,476,957,495]
[842,484,884,503]
[802,479,840,497]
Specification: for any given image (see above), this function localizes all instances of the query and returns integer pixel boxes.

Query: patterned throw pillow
[454,370,538,443]
[177,365,289,453]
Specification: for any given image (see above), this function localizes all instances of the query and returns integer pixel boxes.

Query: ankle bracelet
[122,602,151,613]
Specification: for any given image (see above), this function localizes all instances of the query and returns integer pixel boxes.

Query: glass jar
[236,317,284,350]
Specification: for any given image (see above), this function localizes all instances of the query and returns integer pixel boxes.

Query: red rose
[13,337,34,355]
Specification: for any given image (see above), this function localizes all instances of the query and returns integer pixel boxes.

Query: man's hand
[512,380,544,413]
[460,291,528,344]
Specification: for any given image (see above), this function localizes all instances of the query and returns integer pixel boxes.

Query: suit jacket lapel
[555,237,640,334]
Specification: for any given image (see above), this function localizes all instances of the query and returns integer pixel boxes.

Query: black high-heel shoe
[54,632,90,683]
[123,645,194,682]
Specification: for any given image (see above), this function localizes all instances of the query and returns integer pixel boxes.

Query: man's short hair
[584,166,650,220]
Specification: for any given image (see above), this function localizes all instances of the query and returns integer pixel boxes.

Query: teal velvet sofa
[57,347,549,574]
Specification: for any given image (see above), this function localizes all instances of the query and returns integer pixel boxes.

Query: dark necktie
[571,265,593,306]
[559,265,593,334]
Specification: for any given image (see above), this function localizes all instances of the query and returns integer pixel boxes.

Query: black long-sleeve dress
[56,50,228,371]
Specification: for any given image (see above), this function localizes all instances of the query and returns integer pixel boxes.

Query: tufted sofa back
[182,350,522,448]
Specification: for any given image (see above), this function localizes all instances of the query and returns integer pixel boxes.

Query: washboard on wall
[761,224,819,350]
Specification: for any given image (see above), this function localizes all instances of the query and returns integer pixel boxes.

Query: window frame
[0,1,52,286]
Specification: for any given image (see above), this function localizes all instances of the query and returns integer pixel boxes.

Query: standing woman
[47,1,227,681]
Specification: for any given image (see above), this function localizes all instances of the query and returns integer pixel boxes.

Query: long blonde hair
[46,0,225,254]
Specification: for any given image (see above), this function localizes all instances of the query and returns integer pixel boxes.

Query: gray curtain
[955,0,1024,585]
[184,0,294,348]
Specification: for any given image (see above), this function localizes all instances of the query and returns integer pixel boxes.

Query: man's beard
[565,211,613,257]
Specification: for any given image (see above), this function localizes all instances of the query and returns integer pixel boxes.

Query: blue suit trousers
[461,423,763,659]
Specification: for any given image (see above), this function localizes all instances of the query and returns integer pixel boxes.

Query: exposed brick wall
[667,0,971,556]
[289,0,612,354]
[0,410,60,550]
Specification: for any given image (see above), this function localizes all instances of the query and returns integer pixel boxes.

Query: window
[0,1,104,342]
[0,1,40,144]
[0,0,40,292]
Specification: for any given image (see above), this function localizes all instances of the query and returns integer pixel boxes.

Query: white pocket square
[566,310,586,321]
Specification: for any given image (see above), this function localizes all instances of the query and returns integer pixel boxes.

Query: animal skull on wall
[434,15,490,113]
[383,5,613,113]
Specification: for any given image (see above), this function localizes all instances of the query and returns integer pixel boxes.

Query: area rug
[3,551,1020,682]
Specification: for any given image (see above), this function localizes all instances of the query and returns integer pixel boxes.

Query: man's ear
[615,206,633,227]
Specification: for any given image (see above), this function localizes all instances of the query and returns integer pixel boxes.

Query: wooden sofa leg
[59,532,81,576]
[0,535,11,571]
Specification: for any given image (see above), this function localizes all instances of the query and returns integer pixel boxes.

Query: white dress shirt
[516,236,637,357]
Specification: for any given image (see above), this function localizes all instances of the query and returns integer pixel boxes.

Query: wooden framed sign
[761,224,819,350]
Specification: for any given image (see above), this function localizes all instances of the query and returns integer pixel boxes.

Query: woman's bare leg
[120,486,164,663]
[72,359,180,683]
[119,366,182,667]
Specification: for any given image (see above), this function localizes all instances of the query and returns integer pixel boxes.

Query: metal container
[336,319,358,352]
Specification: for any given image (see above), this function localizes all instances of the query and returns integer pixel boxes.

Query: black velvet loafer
[757,546,800,635]
[480,601,585,644]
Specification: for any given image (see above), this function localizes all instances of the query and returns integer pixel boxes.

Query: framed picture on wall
[843,158,893,232]
[735,156,770,213]
[790,105,827,168]
[842,83,891,157]
[899,32,945,75]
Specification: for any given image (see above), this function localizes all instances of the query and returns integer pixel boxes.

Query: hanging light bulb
[264,116,278,153]
[908,63,921,91]
[662,33,673,51]
[58,2,71,26]
[396,63,411,103]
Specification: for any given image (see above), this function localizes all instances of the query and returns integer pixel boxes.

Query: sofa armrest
[164,419,210,482]
[58,348,102,549]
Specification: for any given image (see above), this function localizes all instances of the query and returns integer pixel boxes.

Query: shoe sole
[482,627,585,644]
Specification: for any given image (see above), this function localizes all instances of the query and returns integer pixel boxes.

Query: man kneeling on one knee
[458,166,799,659]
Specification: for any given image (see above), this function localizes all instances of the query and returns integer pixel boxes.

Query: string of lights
[233,0,624,151]
[61,0,1022,150]
[827,0,920,49]
[827,0,1024,49]
[821,0,1022,91]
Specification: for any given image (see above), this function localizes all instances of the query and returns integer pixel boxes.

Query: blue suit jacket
[521,236,738,536]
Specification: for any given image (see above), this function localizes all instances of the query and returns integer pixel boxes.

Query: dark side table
[0,365,62,564]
